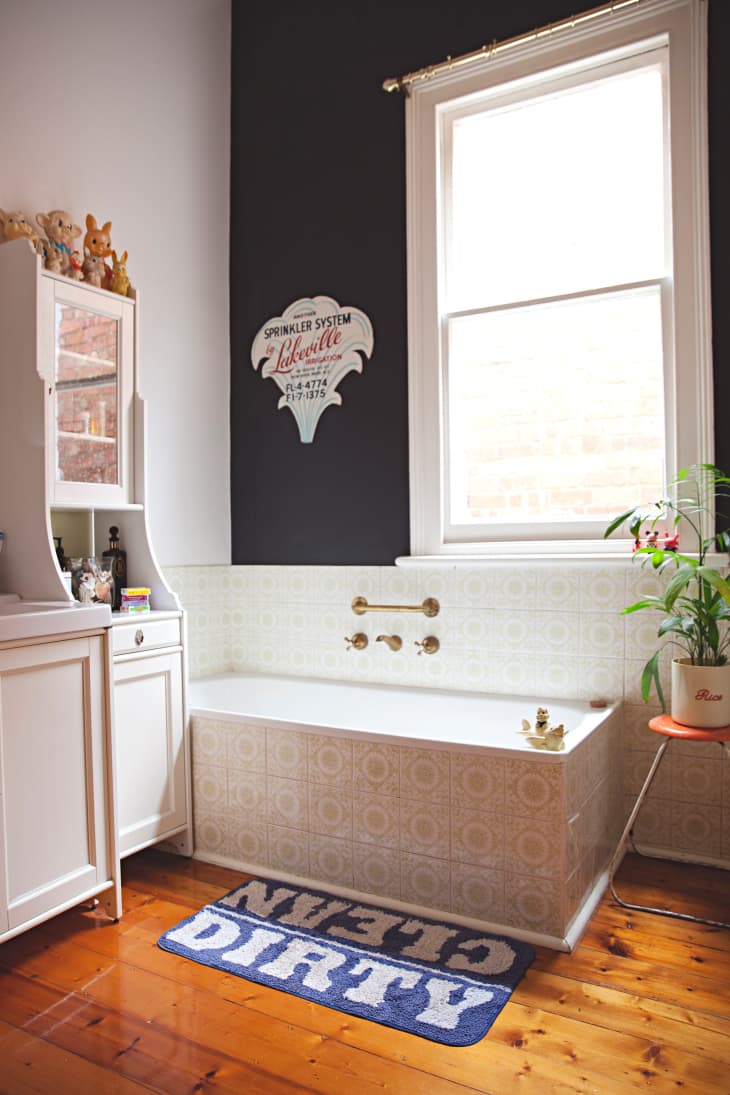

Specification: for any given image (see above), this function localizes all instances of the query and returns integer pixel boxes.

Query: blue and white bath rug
[158,877,534,1046]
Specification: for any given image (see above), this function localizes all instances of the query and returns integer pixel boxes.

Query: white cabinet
[112,615,191,857]
[0,239,192,887]
[0,631,121,942]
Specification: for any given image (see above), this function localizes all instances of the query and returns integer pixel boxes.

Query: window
[406,0,711,557]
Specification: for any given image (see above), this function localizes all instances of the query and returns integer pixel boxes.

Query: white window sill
[396,552,729,569]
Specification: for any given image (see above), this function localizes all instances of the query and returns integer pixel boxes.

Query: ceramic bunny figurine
[82,248,106,288]
[110,249,130,296]
[84,214,113,287]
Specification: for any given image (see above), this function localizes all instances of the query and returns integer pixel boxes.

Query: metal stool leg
[608,739,730,929]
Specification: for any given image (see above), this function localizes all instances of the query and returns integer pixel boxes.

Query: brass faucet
[376,634,402,652]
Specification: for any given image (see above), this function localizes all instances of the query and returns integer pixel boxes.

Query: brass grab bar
[352,596,439,618]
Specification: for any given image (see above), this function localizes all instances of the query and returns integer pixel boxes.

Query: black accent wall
[230,0,729,564]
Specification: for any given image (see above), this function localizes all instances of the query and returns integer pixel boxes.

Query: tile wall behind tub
[163,562,730,870]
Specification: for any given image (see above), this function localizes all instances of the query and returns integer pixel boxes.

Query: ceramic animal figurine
[43,244,64,274]
[84,213,112,258]
[0,209,38,247]
[36,210,82,275]
[82,248,106,288]
[84,214,113,286]
[520,707,568,751]
[110,249,130,296]
[527,724,566,751]
[68,249,85,280]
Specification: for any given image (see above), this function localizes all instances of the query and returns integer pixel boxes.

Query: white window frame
[404,0,712,560]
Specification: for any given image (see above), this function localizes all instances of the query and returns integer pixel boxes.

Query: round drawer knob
[134,629,145,646]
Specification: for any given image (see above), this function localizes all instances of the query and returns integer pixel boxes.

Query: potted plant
[604,464,730,728]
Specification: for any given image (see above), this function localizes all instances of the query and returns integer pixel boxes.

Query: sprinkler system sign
[251,296,374,443]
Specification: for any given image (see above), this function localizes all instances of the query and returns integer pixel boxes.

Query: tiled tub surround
[165,563,730,869]
[188,674,623,950]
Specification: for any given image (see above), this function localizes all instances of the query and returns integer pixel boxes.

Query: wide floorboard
[0,851,729,1094]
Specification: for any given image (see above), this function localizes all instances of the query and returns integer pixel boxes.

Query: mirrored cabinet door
[55,302,120,488]
[42,277,134,506]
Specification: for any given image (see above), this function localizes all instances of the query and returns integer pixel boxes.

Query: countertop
[0,593,112,642]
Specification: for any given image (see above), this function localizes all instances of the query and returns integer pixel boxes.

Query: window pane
[446,286,665,529]
[448,64,666,312]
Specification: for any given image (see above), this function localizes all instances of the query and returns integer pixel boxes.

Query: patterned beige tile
[399,747,450,803]
[309,834,354,887]
[492,611,534,654]
[266,775,308,829]
[268,824,310,875]
[451,862,505,922]
[267,728,308,779]
[227,769,267,815]
[450,754,506,810]
[671,802,722,858]
[352,792,399,848]
[504,873,564,937]
[451,807,504,869]
[541,568,583,612]
[670,754,723,806]
[353,741,400,795]
[226,721,266,773]
[505,814,564,880]
[625,794,672,850]
[579,567,626,611]
[399,799,450,859]
[223,816,269,866]
[308,734,353,787]
[578,612,625,659]
[489,653,537,697]
[193,810,226,855]
[308,784,353,839]
[623,748,672,800]
[532,613,581,657]
[192,764,227,812]
[505,759,564,822]
[191,717,227,767]
[400,852,451,911]
[353,843,401,900]
[451,569,494,608]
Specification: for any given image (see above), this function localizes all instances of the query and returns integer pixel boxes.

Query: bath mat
[158,877,534,1046]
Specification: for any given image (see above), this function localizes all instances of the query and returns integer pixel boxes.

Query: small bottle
[102,526,127,611]
[54,536,66,570]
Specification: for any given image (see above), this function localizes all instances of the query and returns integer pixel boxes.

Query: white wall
[0,0,231,565]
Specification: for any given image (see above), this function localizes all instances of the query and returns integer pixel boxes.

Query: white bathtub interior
[188,673,624,951]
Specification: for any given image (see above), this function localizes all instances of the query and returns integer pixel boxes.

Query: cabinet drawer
[112,617,181,655]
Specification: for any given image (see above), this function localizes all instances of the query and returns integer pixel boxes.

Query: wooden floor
[0,851,729,1094]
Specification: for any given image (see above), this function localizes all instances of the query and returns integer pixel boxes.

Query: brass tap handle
[415,636,440,656]
[345,632,368,651]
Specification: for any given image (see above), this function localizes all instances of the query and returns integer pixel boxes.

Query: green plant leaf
[603,508,638,539]
[696,566,730,604]
[640,650,666,710]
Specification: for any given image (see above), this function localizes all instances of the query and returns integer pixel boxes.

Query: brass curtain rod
[382,0,641,94]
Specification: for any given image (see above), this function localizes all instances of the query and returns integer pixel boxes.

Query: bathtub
[187,673,624,950]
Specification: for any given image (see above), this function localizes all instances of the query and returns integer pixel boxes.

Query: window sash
[405,0,712,558]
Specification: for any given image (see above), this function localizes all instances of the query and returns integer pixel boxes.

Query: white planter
[671,658,730,728]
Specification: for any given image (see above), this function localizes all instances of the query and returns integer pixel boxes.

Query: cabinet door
[113,649,186,856]
[0,635,114,932]
[40,276,134,506]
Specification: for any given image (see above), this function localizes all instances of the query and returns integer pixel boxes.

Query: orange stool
[608,714,730,928]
